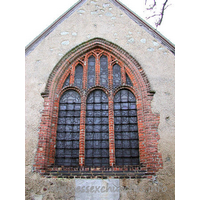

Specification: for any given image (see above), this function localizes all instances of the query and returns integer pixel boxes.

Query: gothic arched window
[55,90,81,166]
[34,39,162,178]
[55,52,140,167]
[113,64,121,89]
[100,55,108,88]
[74,64,83,89]
[85,90,109,167]
[87,56,96,88]
[114,89,139,166]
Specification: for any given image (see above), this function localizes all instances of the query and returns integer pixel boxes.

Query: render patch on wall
[75,179,120,200]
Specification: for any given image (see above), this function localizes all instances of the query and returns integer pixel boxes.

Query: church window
[63,74,70,88]
[55,53,140,167]
[74,64,83,88]
[85,90,109,167]
[100,55,108,88]
[34,40,161,178]
[55,90,81,166]
[113,64,121,88]
[87,56,96,88]
[114,89,139,166]
[126,73,133,86]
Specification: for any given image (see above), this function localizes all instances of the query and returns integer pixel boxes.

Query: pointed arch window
[85,90,109,167]
[113,64,121,88]
[74,64,83,88]
[34,40,161,178]
[55,90,81,166]
[54,54,140,167]
[126,73,133,86]
[63,74,70,88]
[100,55,108,88]
[87,56,96,88]
[114,89,139,166]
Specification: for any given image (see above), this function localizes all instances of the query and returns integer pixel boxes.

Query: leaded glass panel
[126,73,133,86]
[74,64,83,89]
[114,89,139,166]
[100,55,108,88]
[87,56,95,88]
[63,74,70,88]
[113,64,121,89]
[55,90,81,166]
[85,90,109,167]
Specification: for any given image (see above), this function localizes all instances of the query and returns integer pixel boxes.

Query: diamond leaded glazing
[114,89,139,165]
[55,90,81,166]
[85,90,109,167]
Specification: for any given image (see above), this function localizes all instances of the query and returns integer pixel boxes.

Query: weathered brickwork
[33,38,162,178]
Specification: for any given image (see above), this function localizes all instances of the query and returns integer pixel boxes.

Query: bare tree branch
[155,0,168,27]
[146,0,156,10]
[164,4,172,10]
[146,13,160,20]
[145,0,170,28]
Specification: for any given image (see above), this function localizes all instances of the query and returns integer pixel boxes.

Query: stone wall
[25,0,175,199]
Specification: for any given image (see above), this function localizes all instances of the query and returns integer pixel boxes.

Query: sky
[25,0,175,47]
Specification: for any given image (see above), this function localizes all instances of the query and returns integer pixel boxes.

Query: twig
[155,0,169,27]
[146,0,156,10]
[146,13,160,20]
[145,0,170,28]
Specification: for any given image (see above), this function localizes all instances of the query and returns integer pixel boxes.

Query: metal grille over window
[85,90,109,167]
[114,89,139,166]
[63,74,70,88]
[74,64,83,89]
[126,73,133,86]
[100,55,108,88]
[113,64,121,89]
[55,90,81,166]
[87,56,95,88]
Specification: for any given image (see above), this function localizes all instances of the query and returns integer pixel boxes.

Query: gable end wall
[25,0,175,199]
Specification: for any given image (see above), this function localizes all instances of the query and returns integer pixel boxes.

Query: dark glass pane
[74,64,83,89]
[85,90,109,167]
[55,90,81,167]
[114,89,139,166]
[126,73,133,86]
[63,74,70,88]
[100,55,108,88]
[60,90,81,104]
[113,64,121,89]
[87,56,95,88]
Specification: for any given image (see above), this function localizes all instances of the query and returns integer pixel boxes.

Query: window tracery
[34,41,161,178]
[58,52,139,167]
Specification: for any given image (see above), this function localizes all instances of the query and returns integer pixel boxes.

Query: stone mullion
[108,95,115,166]
[70,64,75,85]
[121,64,126,85]
[82,55,88,90]
[108,54,115,166]
[108,55,113,91]
[96,55,100,86]
[79,94,86,166]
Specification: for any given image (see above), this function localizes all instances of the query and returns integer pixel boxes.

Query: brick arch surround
[34,38,163,178]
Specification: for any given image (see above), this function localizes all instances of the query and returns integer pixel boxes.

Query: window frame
[34,39,162,178]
